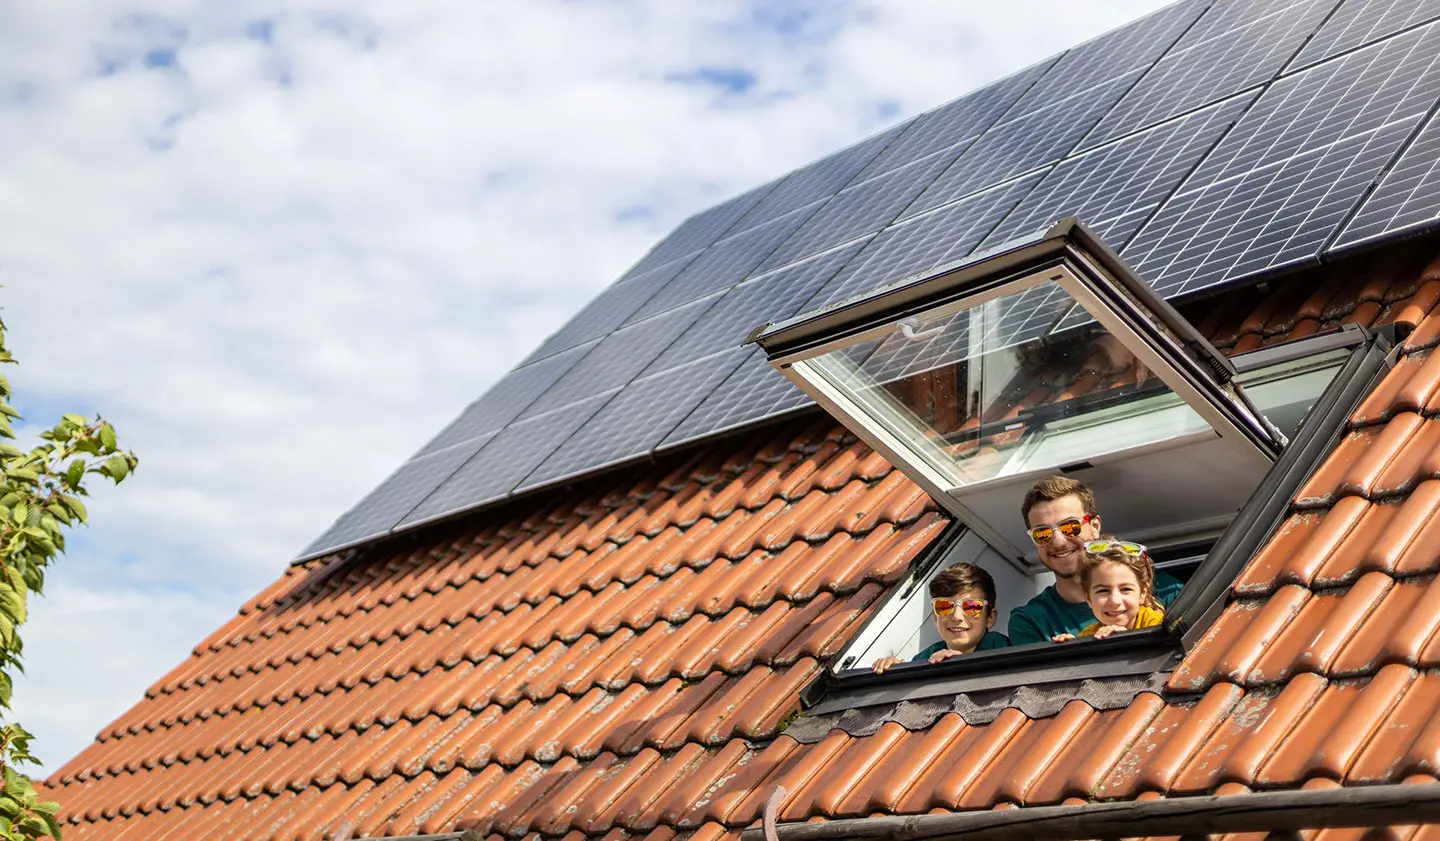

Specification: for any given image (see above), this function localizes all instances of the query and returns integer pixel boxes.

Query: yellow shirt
[1079,604,1165,637]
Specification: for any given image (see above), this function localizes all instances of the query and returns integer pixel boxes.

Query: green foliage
[0,316,138,840]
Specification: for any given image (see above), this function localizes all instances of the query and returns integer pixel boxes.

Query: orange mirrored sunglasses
[1027,513,1096,546]
[932,597,988,618]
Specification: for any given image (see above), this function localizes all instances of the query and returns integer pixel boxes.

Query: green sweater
[1006,571,1184,645]
[911,631,1011,661]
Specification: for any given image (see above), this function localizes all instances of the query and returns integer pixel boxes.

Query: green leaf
[101,456,129,483]
[98,423,116,451]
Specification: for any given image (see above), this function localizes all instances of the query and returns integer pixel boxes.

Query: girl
[1051,539,1164,642]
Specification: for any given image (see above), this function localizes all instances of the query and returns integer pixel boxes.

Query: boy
[1051,539,1165,642]
[872,562,1009,673]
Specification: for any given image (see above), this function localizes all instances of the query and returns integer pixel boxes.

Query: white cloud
[0,0,1175,773]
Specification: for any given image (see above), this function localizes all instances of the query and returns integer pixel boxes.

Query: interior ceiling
[301,0,1440,561]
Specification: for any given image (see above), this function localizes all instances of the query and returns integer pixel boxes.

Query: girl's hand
[1093,624,1128,640]
[1051,633,1075,643]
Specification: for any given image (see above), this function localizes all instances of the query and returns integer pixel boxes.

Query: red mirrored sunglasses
[932,597,988,618]
[1027,513,1096,546]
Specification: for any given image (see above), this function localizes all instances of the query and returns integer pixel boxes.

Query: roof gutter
[743,783,1440,841]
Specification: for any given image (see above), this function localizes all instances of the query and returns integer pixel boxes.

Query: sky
[0,0,1177,774]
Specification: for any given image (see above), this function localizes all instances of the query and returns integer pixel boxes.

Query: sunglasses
[932,597,988,618]
[1027,514,1096,545]
[1084,539,1149,557]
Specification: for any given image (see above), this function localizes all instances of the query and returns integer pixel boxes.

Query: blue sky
[0,0,1174,773]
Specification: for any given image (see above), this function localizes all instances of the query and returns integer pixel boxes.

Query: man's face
[1026,494,1101,578]
[933,585,995,653]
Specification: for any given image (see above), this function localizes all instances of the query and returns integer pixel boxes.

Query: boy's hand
[1092,624,1128,640]
[871,656,903,674]
[1051,633,1076,642]
[928,648,964,664]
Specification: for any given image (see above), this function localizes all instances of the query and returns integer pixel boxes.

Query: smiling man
[1007,476,1183,645]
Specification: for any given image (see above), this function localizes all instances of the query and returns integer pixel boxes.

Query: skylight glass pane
[800,278,1214,490]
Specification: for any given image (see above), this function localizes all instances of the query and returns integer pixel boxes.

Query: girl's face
[1086,561,1143,629]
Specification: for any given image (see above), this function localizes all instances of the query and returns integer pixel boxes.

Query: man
[871,562,1009,673]
[1007,476,1183,645]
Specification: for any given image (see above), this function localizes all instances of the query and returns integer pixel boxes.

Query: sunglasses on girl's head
[932,597,988,618]
[1084,539,1149,557]
[1027,514,1096,545]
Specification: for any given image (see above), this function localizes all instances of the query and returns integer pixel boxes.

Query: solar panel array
[301,0,1440,559]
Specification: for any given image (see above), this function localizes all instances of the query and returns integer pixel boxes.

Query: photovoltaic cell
[623,181,775,277]
[979,93,1257,251]
[415,340,597,457]
[812,171,1048,310]
[904,69,1145,218]
[1334,107,1440,246]
[755,151,957,275]
[1082,0,1341,151]
[520,295,717,420]
[625,202,822,322]
[521,349,749,489]
[1291,0,1440,69]
[301,434,494,555]
[660,347,812,448]
[400,391,617,525]
[521,254,697,364]
[642,240,867,375]
[1125,22,1440,296]
[729,124,905,231]
[853,59,1056,182]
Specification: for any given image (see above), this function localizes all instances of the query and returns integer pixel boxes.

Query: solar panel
[520,254,698,364]
[400,391,617,525]
[521,350,749,489]
[979,92,1257,251]
[415,340,598,458]
[622,180,776,277]
[1081,0,1341,151]
[1334,107,1440,247]
[727,125,905,231]
[301,433,494,554]
[660,347,812,449]
[642,240,867,375]
[853,60,1055,182]
[811,171,1048,310]
[519,295,717,420]
[903,69,1145,218]
[1290,0,1440,69]
[625,202,823,323]
[1124,21,1440,297]
[755,151,956,275]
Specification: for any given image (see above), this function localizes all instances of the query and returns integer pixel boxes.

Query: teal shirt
[1006,570,1184,645]
[911,631,1011,661]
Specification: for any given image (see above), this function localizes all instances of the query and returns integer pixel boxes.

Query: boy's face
[933,585,994,653]
[1086,561,1142,629]
[1026,494,1101,578]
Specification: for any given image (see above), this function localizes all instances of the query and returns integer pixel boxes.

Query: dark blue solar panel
[520,295,716,419]
[755,152,955,275]
[903,69,1145,218]
[521,254,697,364]
[521,350,749,488]
[401,391,616,525]
[1081,0,1340,151]
[1334,107,1440,247]
[1125,22,1440,296]
[642,240,867,375]
[728,125,904,231]
[979,92,1256,251]
[853,60,1055,181]
[416,340,597,457]
[660,347,812,449]
[811,171,1047,309]
[302,433,494,554]
[625,202,822,322]
[623,181,775,277]
[1291,0,1440,69]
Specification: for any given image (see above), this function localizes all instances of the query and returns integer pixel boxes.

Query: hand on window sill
[870,656,904,674]
[1051,633,1076,643]
[1091,624,1129,639]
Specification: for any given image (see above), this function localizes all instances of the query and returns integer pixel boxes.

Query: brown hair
[1021,475,1098,524]
[1077,544,1159,609]
[929,562,997,606]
